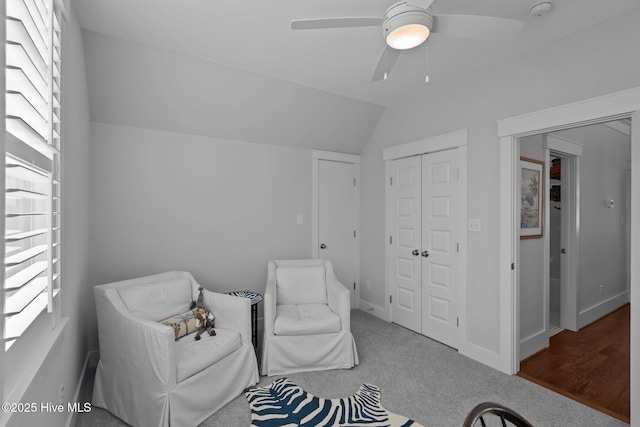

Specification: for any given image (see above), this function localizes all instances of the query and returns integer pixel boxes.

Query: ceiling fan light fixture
[386,23,430,50]
[384,3,433,50]
[529,1,553,16]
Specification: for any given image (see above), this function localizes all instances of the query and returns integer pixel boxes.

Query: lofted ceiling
[75,0,640,107]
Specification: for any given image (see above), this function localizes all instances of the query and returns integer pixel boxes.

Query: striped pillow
[160,309,199,340]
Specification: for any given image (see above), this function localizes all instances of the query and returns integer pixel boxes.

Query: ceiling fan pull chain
[384,48,388,80]
[425,40,430,83]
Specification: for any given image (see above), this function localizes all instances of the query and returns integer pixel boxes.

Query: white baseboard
[65,350,99,427]
[459,342,508,374]
[519,329,548,361]
[1,318,69,427]
[578,291,629,329]
[358,299,389,321]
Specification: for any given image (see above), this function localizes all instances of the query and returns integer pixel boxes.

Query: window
[4,0,62,351]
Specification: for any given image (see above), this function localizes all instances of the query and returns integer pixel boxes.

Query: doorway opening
[498,87,639,424]
[516,119,631,421]
[548,153,568,337]
[518,120,630,357]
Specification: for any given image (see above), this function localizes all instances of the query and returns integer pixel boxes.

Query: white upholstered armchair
[261,259,359,376]
[93,271,259,427]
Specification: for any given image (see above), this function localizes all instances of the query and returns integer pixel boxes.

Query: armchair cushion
[175,328,241,383]
[276,266,327,305]
[118,277,193,321]
[274,304,341,336]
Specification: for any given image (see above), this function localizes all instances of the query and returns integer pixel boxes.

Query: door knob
[320,243,327,249]
[412,249,420,256]
[422,251,429,257]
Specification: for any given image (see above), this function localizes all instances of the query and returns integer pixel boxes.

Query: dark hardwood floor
[517,303,630,424]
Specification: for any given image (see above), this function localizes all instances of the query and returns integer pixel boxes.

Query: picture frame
[519,157,544,239]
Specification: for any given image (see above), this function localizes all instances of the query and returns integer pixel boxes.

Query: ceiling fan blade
[291,17,384,30]
[432,14,524,41]
[371,46,401,82]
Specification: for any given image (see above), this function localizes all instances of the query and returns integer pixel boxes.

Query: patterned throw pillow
[160,309,199,340]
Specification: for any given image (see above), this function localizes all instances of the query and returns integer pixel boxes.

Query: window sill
[1,317,69,426]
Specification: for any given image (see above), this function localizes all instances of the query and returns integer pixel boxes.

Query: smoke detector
[529,1,553,17]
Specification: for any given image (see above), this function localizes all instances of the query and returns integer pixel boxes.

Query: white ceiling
[75,0,640,107]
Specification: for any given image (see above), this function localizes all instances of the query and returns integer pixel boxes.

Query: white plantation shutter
[5,0,62,350]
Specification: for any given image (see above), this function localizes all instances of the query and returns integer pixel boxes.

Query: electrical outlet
[600,285,604,296]
[468,218,481,233]
[296,215,303,225]
[365,280,371,291]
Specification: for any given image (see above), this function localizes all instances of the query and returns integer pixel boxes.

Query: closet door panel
[390,156,422,333]
[422,149,459,348]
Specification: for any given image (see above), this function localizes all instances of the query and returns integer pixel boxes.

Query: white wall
[58,3,92,421]
[5,4,92,427]
[81,30,384,156]
[518,135,546,358]
[87,122,315,349]
[359,8,640,364]
[552,123,630,326]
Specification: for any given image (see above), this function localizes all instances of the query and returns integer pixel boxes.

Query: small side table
[226,291,262,350]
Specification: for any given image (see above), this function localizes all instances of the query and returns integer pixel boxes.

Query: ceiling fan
[291,0,525,82]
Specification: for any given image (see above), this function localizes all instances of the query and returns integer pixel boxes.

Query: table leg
[251,304,258,349]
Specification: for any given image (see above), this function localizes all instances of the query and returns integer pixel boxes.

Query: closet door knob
[422,251,429,257]
[412,249,420,256]
[320,243,327,249]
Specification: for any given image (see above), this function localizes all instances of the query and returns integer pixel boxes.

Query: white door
[390,156,422,333]
[421,150,459,348]
[318,160,356,307]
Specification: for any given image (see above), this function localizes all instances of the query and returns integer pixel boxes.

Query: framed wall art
[520,157,544,239]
